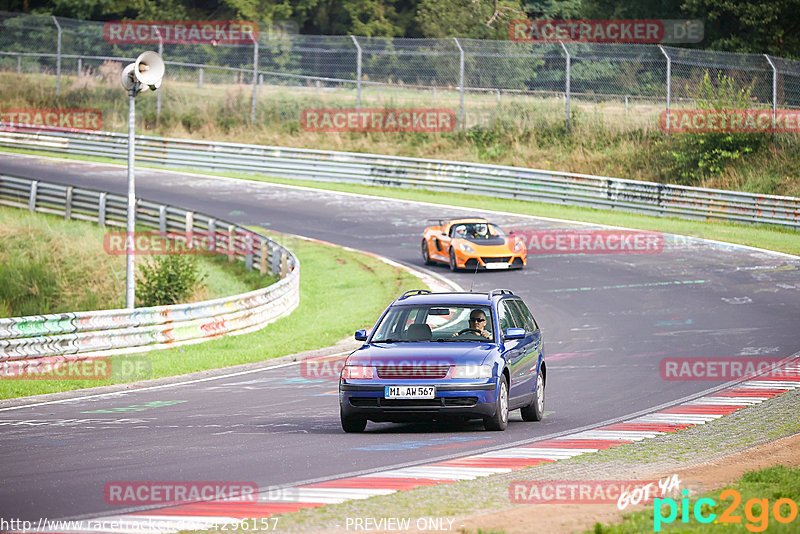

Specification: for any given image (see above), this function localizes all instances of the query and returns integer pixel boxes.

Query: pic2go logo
[654,489,798,532]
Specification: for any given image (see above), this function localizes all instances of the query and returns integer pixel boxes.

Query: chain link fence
[2,10,800,130]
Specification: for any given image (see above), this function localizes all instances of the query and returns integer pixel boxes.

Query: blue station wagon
[339,289,546,432]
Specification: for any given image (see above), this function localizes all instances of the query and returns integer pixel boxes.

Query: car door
[508,299,542,400]
[498,300,531,404]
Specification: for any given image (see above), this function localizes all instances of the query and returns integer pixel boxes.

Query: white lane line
[683,397,763,406]
[361,466,510,479]
[567,430,664,441]
[475,449,590,460]
[259,487,396,503]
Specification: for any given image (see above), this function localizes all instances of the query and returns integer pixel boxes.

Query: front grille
[482,256,511,263]
[376,365,450,379]
[511,257,524,266]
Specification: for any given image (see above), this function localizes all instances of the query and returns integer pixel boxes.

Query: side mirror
[504,327,525,340]
[354,329,368,341]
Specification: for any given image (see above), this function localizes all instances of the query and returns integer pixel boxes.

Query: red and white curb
[26,364,800,533]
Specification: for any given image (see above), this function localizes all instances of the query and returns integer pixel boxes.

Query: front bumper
[339,379,499,422]
[453,249,526,270]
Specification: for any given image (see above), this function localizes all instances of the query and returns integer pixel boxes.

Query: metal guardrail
[1,125,798,228]
[0,173,300,363]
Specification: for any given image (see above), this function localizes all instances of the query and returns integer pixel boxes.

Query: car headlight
[341,365,374,379]
[459,242,475,253]
[452,364,493,379]
[514,239,525,253]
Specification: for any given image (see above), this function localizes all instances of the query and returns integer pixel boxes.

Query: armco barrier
[0,174,300,363]
[0,125,798,228]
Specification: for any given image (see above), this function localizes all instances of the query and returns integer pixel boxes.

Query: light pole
[120,51,165,309]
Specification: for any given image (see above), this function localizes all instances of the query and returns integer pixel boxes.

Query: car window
[509,300,537,332]
[505,301,527,330]
[499,301,518,332]
[371,305,494,342]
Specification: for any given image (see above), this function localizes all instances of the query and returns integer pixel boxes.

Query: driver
[469,223,490,239]
[453,309,492,339]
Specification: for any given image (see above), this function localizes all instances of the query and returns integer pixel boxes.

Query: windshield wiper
[372,338,407,343]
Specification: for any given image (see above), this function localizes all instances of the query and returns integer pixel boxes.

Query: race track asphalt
[1,153,798,523]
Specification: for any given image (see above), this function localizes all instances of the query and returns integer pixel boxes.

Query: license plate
[385,385,435,399]
[485,263,509,270]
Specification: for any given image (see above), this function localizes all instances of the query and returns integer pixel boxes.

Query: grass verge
[2,147,798,256]
[0,208,268,316]
[3,71,800,197]
[0,226,419,399]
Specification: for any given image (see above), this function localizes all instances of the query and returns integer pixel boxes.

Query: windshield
[372,305,494,342]
[451,223,506,242]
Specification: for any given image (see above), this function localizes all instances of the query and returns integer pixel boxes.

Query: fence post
[158,205,167,232]
[99,192,107,226]
[260,239,268,275]
[559,41,571,129]
[764,54,778,130]
[17,54,21,74]
[29,181,38,212]
[154,26,164,118]
[206,218,216,252]
[453,38,464,129]
[77,57,82,76]
[52,16,62,98]
[198,67,203,88]
[351,35,362,109]
[65,186,73,220]
[659,45,671,133]
[251,34,259,124]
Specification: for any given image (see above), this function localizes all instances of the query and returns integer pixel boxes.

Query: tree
[415,0,524,39]
[682,0,800,58]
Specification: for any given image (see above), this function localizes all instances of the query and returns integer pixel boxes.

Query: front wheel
[484,376,509,431]
[449,248,459,272]
[521,368,545,422]
[341,412,367,433]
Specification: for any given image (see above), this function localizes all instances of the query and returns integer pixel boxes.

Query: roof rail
[488,289,515,298]
[399,289,432,299]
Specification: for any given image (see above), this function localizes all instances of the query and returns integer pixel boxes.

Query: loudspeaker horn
[133,51,165,91]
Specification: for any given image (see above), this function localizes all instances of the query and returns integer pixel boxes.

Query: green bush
[667,72,768,184]
[136,255,206,307]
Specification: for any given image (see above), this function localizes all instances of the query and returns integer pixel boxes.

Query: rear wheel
[341,412,367,433]
[484,376,509,431]
[521,368,545,422]
[421,240,434,265]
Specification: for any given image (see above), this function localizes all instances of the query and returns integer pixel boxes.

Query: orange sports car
[421,218,526,271]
